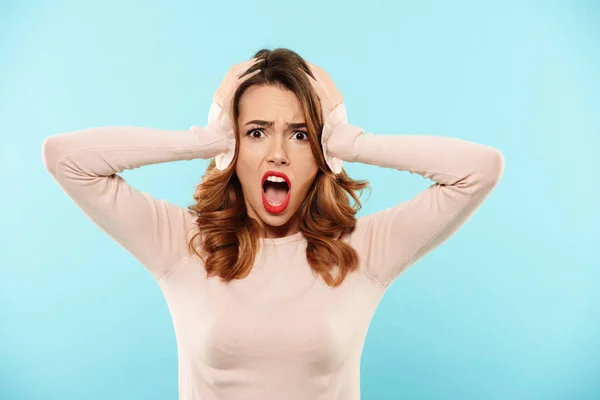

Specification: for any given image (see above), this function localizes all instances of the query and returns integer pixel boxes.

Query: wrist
[205,103,234,139]
[203,103,236,170]
[327,123,364,163]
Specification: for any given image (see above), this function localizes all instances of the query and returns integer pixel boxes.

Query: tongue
[264,185,288,204]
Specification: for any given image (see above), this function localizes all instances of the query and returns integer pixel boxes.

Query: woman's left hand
[305,62,343,122]
[303,62,349,174]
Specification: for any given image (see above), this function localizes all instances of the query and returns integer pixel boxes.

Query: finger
[233,58,261,77]
[219,58,257,85]
[236,62,261,83]
[309,65,335,102]
[221,67,262,113]
[225,68,261,100]
[307,67,335,111]
[303,68,325,100]
[238,64,261,81]
[301,67,333,117]
[309,63,343,105]
[308,62,330,83]
[237,67,261,84]
[232,57,258,70]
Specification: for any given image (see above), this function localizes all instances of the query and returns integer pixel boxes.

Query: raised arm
[331,123,505,288]
[42,124,230,279]
[42,59,261,280]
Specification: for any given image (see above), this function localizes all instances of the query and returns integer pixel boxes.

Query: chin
[259,208,293,226]
[263,215,290,227]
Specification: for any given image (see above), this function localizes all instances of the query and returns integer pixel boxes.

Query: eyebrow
[244,120,307,129]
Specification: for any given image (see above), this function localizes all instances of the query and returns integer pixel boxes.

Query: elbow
[481,148,505,188]
[41,136,61,176]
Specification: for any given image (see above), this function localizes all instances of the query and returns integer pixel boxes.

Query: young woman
[42,48,504,400]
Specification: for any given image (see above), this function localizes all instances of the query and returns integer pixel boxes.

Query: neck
[260,218,300,239]
[253,211,301,239]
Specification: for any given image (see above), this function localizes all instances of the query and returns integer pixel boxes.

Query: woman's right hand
[305,62,344,123]
[213,58,262,121]
[206,58,261,170]
[302,61,347,174]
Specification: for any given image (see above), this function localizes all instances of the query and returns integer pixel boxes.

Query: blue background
[1,0,598,398]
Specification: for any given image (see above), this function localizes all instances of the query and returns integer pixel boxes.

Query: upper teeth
[266,176,286,183]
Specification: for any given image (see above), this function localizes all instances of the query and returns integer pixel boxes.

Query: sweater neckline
[259,231,305,246]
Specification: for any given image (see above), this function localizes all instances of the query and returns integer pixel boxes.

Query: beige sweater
[42,120,504,399]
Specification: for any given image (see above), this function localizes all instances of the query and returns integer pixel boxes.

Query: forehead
[238,84,304,123]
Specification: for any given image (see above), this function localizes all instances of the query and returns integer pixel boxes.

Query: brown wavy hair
[187,48,371,287]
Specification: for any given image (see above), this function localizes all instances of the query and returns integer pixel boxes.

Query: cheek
[293,147,319,168]
[235,161,252,192]
[238,142,265,165]
[290,176,316,209]
[292,168,319,198]
[235,146,256,186]
[236,169,255,193]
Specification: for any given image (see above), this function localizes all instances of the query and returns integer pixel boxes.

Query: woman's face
[235,84,319,238]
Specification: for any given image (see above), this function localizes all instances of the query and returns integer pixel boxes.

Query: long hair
[187,48,371,287]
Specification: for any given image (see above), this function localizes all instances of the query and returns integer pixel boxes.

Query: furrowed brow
[245,120,307,129]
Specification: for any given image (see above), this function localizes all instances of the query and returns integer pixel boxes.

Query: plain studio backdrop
[1,0,598,399]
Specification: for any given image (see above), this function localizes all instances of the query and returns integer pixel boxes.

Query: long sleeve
[330,125,505,288]
[41,125,229,280]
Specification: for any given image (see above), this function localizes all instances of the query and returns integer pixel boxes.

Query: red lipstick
[261,170,291,188]
[261,170,292,214]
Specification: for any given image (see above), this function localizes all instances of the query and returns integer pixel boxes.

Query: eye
[246,128,309,142]
[246,128,266,140]
[293,131,309,141]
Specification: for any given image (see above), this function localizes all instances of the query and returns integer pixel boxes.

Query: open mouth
[261,171,291,213]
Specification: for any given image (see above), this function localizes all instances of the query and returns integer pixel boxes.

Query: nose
[266,136,289,166]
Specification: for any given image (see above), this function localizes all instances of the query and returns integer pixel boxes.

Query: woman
[42,48,504,399]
